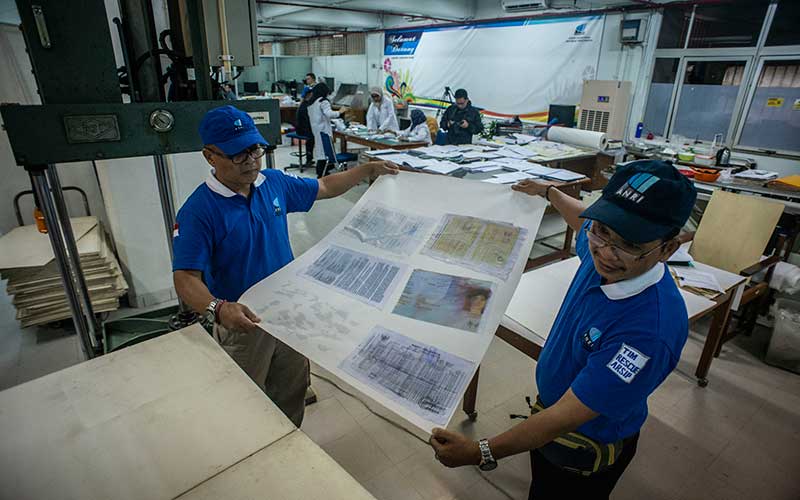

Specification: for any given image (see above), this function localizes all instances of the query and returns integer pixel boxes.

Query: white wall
[312,55,368,90]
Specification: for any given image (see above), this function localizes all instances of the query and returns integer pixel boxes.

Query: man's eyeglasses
[584,224,667,262]
[207,145,267,165]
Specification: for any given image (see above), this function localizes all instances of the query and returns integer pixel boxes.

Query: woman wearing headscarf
[395,108,432,144]
[366,87,399,132]
[307,82,346,178]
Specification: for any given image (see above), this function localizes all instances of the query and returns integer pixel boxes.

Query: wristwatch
[478,438,497,471]
[204,298,224,326]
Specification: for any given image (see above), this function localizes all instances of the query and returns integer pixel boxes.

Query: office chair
[320,132,357,176]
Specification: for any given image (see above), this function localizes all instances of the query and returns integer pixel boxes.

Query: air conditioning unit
[502,0,549,13]
[578,80,632,141]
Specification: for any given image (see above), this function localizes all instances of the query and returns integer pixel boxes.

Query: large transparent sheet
[239,172,546,432]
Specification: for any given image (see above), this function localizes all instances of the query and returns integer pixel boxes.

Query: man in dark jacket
[439,88,483,145]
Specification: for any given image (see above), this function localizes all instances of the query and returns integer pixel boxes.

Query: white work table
[462,253,747,417]
[0,324,376,500]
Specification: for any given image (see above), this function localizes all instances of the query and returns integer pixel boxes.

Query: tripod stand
[436,86,455,119]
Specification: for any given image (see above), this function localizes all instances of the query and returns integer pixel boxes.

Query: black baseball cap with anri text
[580,160,697,244]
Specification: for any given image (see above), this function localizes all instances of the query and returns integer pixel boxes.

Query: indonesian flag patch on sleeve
[607,343,650,383]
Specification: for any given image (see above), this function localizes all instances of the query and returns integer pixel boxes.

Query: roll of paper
[546,127,608,150]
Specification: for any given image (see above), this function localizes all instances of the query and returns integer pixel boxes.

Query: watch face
[479,461,497,471]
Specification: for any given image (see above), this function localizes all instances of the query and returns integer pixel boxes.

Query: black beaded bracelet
[545,185,554,201]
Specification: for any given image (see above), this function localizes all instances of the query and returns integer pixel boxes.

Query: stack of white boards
[0,217,128,327]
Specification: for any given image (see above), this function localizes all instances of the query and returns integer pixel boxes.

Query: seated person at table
[429,161,697,500]
[439,88,483,145]
[366,87,399,132]
[394,109,432,145]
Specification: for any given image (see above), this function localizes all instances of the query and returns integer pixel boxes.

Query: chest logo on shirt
[607,343,650,384]
[581,327,603,351]
[272,197,282,216]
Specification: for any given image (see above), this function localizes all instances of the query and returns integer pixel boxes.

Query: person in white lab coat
[395,109,432,145]
[366,87,399,132]
[307,82,346,178]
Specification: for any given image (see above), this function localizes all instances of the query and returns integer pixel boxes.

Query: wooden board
[177,431,376,500]
[0,217,97,270]
[0,326,309,500]
[690,190,784,274]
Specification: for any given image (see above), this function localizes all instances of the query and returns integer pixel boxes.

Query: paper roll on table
[546,127,608,150]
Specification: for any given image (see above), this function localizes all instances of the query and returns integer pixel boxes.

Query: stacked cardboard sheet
[0,217,128,327]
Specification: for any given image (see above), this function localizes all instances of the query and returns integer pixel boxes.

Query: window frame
[639,0,800,157]
[667,55,754,144]
[733,54,800,155]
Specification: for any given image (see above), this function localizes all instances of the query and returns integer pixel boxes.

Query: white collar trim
[600,263,665,300]
[205,168,265,197]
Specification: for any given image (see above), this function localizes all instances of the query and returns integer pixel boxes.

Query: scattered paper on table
[673,266,724,293]
[491,171,536,184]
[380,153,418,166]
[541,170,586,182]
[524,163,561,176]
[340,326,475,426]
[392,269,494,333]
[343,202,435,256]
[422,161,461,175]
[512,133,538,145]
[301,245,405,308]
[422,214,528,280]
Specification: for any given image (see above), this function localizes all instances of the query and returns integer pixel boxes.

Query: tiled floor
[1,145,798,499]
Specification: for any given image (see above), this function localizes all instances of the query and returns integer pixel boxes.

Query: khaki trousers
[214,324,309,427]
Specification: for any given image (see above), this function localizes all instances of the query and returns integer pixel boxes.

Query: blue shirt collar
[205,168,266,198]
[598,262,665,300]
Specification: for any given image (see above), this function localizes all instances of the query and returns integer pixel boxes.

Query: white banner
[239,172,545,433]
[383,16,603,121]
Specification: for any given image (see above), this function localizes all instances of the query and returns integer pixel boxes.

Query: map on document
[343,202,435,256]
[392,269,494,333]
[340,326,475,426]
[301,245,405,308]
[422,214,528,280]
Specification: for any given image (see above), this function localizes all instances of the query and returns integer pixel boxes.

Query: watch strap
[478,438,496,468]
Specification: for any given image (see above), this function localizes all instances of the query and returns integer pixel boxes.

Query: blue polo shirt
[172,169,318,301]
[535,221,688,443]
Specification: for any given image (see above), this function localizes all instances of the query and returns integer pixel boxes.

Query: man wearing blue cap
[172,105,397,427]
[428,161,697,499]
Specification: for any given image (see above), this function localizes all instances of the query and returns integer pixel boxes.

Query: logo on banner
[384,31,422,56]
[567,22,592,43]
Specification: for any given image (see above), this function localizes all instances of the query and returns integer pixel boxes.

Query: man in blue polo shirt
[428,161,697,499]
[172,105,397,427]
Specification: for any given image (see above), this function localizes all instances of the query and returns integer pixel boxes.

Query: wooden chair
[683,190,786,353]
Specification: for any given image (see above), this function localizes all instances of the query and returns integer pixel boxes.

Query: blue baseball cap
[580,160,697,244]
[199,105,267,156]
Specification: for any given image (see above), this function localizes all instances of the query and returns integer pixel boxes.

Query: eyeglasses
[207,145,267,165]
[584,224,667,262]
